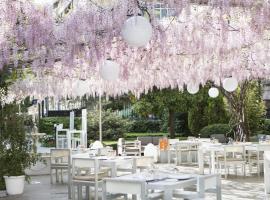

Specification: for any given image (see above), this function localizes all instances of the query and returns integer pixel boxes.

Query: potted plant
[0,104,38,195]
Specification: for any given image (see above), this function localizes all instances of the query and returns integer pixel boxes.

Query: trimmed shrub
[199,124,232,138]
[88,110,130,140]
[38,117,81,135]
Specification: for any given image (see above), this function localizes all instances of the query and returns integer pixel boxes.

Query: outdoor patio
[1,165,265,200]
[1,0,270,200]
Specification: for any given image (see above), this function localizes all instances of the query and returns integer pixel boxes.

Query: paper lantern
[223,77,238,92]
[187,84,199,94]
[121,16,152,47]
[208,87,219,98]
[100,60,120,81]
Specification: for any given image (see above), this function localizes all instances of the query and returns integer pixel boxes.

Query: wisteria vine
[0,0,270,102]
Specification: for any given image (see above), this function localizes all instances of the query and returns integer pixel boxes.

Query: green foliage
[132,87,190,137]
[0,104,38,190]
[199,124,232,138]
[87,109,130,141]
[188,84,229,135]
[129,120,162,133]
[38,117,81,135]
[245,81,265,135]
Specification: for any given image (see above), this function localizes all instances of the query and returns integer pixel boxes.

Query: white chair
[50,149,71,184]
[248,144,270,176]
[217,145,246,179]
[173,174,222,200]
[264,151,270,199]
[133,156,155,172]
[102,178,163,200]
[124,140,142,156]
[144,143,158,162]
[174,142,200,165]
[71,157,110,200]
[50,149,71,199]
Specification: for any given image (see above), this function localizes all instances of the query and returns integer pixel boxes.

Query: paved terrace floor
[1,165,265,200]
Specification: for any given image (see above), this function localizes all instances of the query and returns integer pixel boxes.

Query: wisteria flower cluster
[0,0,270,101]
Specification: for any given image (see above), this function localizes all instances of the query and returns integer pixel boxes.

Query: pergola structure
[0,0,269,101]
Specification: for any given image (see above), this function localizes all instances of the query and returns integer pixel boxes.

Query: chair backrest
[197,174,221,199]
[258,144,270,151]
[72,158,100,181]
[169,139,179,145]
[133,156,154,170]
[224,145,245,160]
[264,151,270,194]
[224,145,245,153]
[98,146,114,156]
[103,178,147,199]
[144,144,158,162]
[50,149,70,164]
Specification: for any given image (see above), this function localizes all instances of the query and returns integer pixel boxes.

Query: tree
[188,84,229,135]
[132,87,190,138]
[220,80,265,142]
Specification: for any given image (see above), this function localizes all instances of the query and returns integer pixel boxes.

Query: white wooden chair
[71,157,110,200]
[133,156,155,172]
[144,143,158,162]
[248,144,270,176]
[50,149,71,184]
[264,151,270,199]
[50,149,71,199]
[102,178,163,200]
[217,145,246,178]
[174,142,200,165]
[173,174,222,200]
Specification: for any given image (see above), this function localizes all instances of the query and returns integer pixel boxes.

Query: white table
[198,143,270,174]
[105,172,197,200]
[72,154,135,177]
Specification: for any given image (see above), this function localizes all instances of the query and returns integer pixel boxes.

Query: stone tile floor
[0,165,266,200]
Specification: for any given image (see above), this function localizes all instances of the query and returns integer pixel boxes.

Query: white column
[81,109,87,147]
[70,111,75,130]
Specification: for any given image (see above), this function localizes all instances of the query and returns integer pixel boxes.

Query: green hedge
[129,120,162,133]
[199,124,232,138]
[38,117,81,135]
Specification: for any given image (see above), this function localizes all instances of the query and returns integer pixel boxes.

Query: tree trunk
[168,109,175,138]
[219,81,250,142]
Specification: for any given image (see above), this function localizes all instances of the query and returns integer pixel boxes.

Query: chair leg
[50,168,53,184]
[78,185,82,200]
[61,169,63,183]
[72,183,75,200]
[56,169,59,183]
[86,186,89,200]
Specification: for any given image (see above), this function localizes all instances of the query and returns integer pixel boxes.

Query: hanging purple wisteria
[0,0,270,101]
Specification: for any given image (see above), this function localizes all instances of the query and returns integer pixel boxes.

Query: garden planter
[3,175,25,195]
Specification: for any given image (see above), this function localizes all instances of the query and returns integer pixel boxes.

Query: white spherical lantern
[187,84,199,94]
[100,60,120,81]
[121,16,153,47]
[222,77,238,92]
[208,87,219,98]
